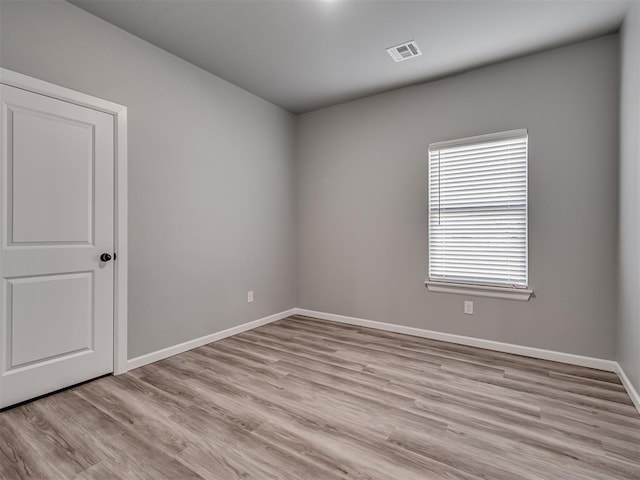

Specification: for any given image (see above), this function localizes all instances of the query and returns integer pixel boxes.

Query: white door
[0,84,115,408]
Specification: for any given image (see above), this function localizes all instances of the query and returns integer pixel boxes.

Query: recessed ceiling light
[386,40,422,63]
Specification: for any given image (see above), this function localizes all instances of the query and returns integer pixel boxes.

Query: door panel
[8,272,93,368]
[10,106,94,244]
[0,84,114,408]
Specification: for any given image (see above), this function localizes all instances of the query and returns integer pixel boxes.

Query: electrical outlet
[464,301,473,315]
[248,291,254,303]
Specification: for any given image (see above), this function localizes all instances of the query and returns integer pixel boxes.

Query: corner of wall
[617,1,640,398]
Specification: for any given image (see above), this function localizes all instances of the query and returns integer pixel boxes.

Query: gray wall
[0,0,297,359]
[0,1,627,366]
[297,36,620,359]
[618,2,640,392]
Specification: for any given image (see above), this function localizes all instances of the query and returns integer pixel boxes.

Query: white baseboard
[126,308,296,371]
[615,363,640,414]
[293,308,618,372]
[123,306,639,415]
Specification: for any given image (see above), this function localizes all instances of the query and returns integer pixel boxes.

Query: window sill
[425,281,533,301]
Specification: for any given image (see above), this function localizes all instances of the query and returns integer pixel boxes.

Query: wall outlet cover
[464,301,474,315]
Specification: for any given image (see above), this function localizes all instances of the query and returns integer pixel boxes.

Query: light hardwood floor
[1,315,639,479]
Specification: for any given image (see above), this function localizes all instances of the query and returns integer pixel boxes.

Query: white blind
[428,130,528,289]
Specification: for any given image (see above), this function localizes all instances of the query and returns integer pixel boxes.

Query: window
[427,130,531,300]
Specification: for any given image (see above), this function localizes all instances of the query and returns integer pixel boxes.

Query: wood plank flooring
[1,315,639,479]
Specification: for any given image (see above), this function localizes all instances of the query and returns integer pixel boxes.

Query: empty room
[0,0,639,478]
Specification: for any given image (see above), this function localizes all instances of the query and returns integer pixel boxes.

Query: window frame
[425,129,533,301]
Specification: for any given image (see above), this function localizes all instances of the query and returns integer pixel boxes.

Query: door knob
[100,253,112,262]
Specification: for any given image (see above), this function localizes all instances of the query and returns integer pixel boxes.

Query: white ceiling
[69,0,630,113]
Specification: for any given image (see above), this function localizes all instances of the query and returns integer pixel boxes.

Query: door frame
[0,67,129,377]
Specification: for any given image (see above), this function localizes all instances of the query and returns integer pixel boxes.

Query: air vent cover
[386,40,422,62]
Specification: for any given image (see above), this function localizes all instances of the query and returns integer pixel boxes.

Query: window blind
[428,130,528,289]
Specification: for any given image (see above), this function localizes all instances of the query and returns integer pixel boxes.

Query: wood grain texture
[1,315,638,479]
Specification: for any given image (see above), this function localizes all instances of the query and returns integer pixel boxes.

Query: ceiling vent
[386,40,422,62]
